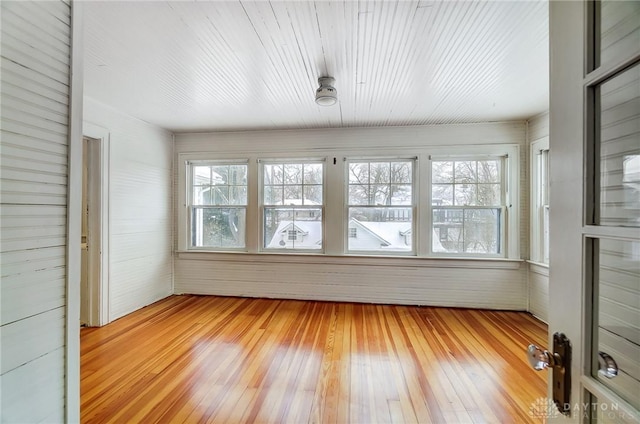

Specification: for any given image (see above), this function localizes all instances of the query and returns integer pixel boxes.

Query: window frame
[530,137,550,264]
[177,145,520,260]
[344,157,417,256]
[258,158,326,253]
[428,155,507,258]
[186,159,249,252]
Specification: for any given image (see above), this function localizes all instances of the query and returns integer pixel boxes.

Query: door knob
[598,351,618,379]
[525,333,572,416]
[527,344,563,370]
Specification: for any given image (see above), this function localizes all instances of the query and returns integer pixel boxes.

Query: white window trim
[425,145,520,259]
[530,137,550,265]
[427,154,510,258]
[185,159,249,252]
[344,157,418,256]
[178,154,257,253]
[177,144,520,260]
[258,158,327,254]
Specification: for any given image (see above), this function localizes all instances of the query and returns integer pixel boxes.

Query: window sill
[176,250,524,270]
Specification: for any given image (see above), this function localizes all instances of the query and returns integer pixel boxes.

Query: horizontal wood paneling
[1,118,68,147]
[1,348,66,423]
[175,256,526,310]
[84,97,174,322]
[1,267,66,326]
[0,43,69,86]
[1,307,66,374]
[1,1,71,37]
[600,0,640,65]
[1,58,70,105]
[177,121,525,153]
[175,123,528,310]
[81,295,547,423]
[599,63,639,227]
[596,239,640,410]
[0,1,70,422]
[528,111,549,143]
[528,264,549,322]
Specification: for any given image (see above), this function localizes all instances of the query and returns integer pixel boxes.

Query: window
[431,158,504,255]
[179,146,518,258]
[262,161,324,250]
[531,139,550,264]
[540,150,549,263]
[346,159,415,253]
[189,162,247,249]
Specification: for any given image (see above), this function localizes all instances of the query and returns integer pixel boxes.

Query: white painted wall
[0,1,71,421]
[174,123,529,310]
[84,97,173,322]
[527,112,549,322]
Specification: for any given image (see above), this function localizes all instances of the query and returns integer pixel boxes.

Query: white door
[547,1,639,423]
[80,138,90,325]
[80,136,104,327]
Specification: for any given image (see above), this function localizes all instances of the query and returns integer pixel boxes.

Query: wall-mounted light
[315,77,337,106]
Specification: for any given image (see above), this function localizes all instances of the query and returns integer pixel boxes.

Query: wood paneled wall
[174,122,529,310]
[0,1,71,421]
[84,97,174,322]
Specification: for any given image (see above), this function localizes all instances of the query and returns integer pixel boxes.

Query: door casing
[82,123,111,327]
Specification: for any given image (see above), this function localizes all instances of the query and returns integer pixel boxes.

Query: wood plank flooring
[81,295,548,423]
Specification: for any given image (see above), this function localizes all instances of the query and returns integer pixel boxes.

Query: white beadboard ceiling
[83,0,549,133]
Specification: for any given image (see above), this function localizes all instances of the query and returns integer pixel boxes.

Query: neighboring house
[266,220,323,249]
[267,218,446,252]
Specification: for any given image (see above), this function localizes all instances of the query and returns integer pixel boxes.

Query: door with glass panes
[542,1,640,423]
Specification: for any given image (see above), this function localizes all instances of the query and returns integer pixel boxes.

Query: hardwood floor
[81,295,548,423]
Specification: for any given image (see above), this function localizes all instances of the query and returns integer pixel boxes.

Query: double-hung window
[261,160,324,251]
[531,139,550,264]
[346,159,415,254]
[431,158,504,255]
[189,161,248,249]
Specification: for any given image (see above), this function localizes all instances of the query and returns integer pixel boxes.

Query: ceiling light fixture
[315,77,337,106]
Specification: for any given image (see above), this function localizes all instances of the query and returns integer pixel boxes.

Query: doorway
[81,137,100,326]
[79,130,110,327]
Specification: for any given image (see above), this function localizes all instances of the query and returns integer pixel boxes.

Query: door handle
[527,344,563,370]
[526,332,572,416]
[598,351,618,379]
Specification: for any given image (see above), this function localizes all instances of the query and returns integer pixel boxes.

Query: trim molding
[82,122,111,327]
[527,260,550,276]
[65,1,84,422]
[177,251,524,270]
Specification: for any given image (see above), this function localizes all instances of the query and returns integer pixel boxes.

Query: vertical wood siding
[83,97,173,322]
[174,123,528,310]
[0,1,71,421]
[527,112,549,322]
